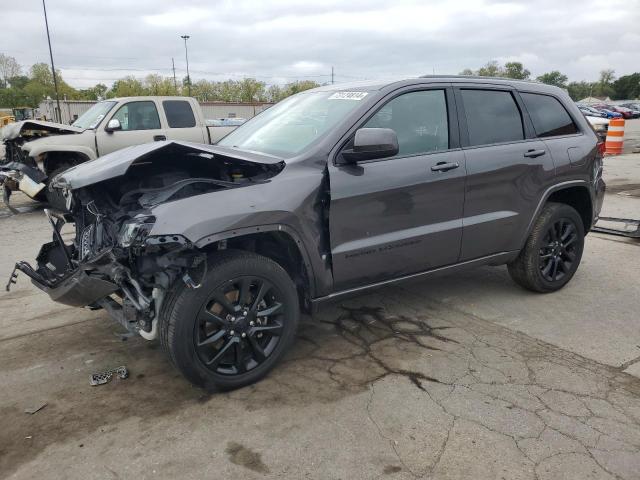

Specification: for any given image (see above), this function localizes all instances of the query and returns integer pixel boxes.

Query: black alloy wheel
[160,250,299,390]
[538,218,579,282]
[508,202,585,293]
[195,276,284,375]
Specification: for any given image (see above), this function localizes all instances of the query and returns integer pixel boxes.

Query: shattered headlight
[118,216,156,247]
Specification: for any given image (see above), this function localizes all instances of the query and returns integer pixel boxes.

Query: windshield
[218,91,369,158]
[72,101,117,129]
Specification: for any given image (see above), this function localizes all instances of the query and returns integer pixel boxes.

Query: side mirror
[341,128,399,163]
[105,118,122,133]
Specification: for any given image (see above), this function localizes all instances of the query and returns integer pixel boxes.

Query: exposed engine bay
[7,141,285,338]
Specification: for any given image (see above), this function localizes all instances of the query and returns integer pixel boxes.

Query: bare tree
[0,53,21,88]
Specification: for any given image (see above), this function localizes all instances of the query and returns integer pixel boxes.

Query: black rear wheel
[160,250,299,390]
[508,203,585,293]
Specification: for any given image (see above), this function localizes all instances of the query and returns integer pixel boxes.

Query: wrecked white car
[0,96,239,210]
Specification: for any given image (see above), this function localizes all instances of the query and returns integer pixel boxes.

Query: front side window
[112,101,161,131]
[163,100,196,128]
[364,90,449,156]
[521,93,579,137]
[461,89,524,146]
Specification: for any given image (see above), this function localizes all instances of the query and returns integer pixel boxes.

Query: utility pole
[42,0,61,123]
[331,66,334,84]
[172,57,177,91]
[181,35,191,97]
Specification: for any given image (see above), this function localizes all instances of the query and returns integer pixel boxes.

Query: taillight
[597,141,606,157]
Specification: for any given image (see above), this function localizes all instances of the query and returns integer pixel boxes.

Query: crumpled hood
[54,140,285,190]
[0,120,84,141]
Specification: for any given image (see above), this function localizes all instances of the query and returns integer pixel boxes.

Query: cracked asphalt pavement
[1,147,640,479]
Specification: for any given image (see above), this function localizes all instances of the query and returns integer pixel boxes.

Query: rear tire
[508,202,584,293]
[160,250,300,391]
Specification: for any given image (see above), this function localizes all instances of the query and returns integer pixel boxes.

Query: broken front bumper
[11,257,118,307]
[6,208,118,306]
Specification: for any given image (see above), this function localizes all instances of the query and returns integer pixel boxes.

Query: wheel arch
[41,149,93,176]
[195,225,317,311]
[546,186,593,233]
[521,181,594,249]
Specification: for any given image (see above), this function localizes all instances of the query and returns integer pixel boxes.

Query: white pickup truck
[0,96,240,209]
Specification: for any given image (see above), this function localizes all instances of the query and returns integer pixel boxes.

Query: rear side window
[521,93,578,137]
[460,89,524,146]
[364,89,449,156]
[163,100,196,128]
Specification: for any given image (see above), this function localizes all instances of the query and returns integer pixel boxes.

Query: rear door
[96,100,167,155]
[161,100,207,143]
[519,91,585,172]
[328,86,467,290]
[455,86,554,261]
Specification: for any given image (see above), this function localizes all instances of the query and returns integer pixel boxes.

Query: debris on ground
[24,402,47,414]
[89,366,129,386]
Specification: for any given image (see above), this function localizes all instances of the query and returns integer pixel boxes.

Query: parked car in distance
[592,107,623,119]
[596,104,637,119]
[577,105,607,118]
[619,104,640,116]
[0,96,240,209]
[10,77,606,390]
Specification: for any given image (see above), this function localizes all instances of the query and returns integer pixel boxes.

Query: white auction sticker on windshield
[329,91,368,100]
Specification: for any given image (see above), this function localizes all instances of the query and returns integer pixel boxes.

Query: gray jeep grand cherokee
[9,76,606,390]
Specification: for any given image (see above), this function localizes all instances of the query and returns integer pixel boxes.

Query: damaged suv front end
[8,141,286,340]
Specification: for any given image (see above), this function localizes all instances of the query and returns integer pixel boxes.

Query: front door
[96,100,167,156]
[328,87,466,291]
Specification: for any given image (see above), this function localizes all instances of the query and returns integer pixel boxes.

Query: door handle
[431,161,459,172]
[523,149,546,158]
[153,135,167,141]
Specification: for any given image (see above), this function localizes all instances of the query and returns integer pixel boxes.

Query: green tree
[192,79,217,101]
[536,71,568,88]
[566,81,594,101]
[459,68,474,76]
[612,73,640,100]
[594,69,615,98]
[237,78,266,102]
[476,61,503,77]
[108,76,147,97]
[613,72,640,100]
[7,75,29,90]
[144,74,178,96]
[503,62,530,80]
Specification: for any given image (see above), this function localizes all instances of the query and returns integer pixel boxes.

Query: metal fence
[38,99,273,124]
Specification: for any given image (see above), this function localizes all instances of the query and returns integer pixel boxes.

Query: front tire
[508,202,585,293]
[160,250,300,391]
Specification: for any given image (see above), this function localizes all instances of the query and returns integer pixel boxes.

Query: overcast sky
[3,0,639,88]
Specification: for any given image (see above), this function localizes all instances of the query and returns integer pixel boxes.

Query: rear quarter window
[521,92,579,137]
[163,100,196,128]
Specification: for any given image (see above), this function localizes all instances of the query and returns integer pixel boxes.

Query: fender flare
[26,145,97,162]
[519,180,593,248]
[194,223,319,298]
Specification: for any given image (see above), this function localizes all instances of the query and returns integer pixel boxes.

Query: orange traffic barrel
[605,118,625,155]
